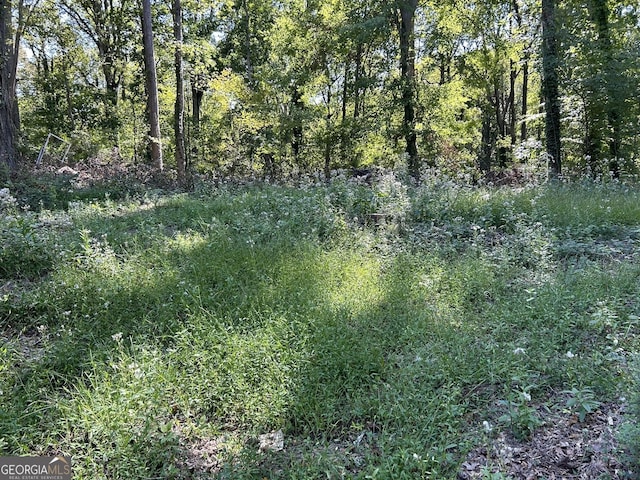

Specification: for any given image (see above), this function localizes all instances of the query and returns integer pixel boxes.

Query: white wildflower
[112,332,123,342]
[513,347,526,355]
[565,351,575,358]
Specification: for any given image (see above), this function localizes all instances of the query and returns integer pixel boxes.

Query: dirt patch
[459,403,633,479]
[0,328,46,363]
[177,435,226,476]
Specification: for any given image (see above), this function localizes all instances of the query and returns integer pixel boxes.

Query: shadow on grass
[2,190,639,478]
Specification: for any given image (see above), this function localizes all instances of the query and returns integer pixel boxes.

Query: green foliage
[563,387,601,422]
[498,388,543,440]
[1,179,640,477]
[620,357,640,476]
[0,189,57,279]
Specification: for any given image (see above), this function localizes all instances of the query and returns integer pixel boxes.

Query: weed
[563,387,602,422]
[498,387,544,440]
[1,178,639,478]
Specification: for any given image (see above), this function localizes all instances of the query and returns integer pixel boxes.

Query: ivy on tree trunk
[542,0,562,177]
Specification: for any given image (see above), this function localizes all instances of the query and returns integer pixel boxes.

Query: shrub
[0,189,55,279]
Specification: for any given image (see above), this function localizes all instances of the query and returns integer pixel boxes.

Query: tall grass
[1,177,639,478]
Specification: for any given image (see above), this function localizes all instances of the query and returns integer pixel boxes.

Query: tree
[586,0,620,177]
[541,0,561,177]
[397,0,419,180]
[173,0,186,182]
[60,0,137,142]
[141,0,162,169]
[1,0,35,170]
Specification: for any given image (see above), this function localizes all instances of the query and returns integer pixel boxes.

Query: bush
[0,188,55,279]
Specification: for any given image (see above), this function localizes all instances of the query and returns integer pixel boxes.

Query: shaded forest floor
[1,165,640,478]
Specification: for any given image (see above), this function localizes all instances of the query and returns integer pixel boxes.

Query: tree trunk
[521,60,529,141]
[353,43,362,119]
[0,0,23,171]
[541,0,562,177]
[479,104,493,175]
[173,0,186,183]
[398,0,419,180]
[324,75,332,182]
[342,61,348,122]
[291,85,303,163]
[242,0,253,84]
[142,0,163,170]
[509,60,517,147]
[588,0,620,177]
[494,83,508,168]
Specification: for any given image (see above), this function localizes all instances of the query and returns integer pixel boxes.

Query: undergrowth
[1,173,639,478]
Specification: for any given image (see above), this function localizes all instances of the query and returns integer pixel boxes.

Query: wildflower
[513,347,526,355]
[482,420,493,433]
[565,351,575,358]
[112,332,123,342]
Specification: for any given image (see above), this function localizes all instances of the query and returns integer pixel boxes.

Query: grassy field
[1,173,640,479]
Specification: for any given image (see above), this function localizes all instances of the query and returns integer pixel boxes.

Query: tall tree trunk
[0,0,24,171]
[342,61,348,122]
[353,43,362,119]
[142,0,163,170]
[324,74,332,182]
[588,0,620,177]
[479,103,493,175]
[521,60,529,141]
[541,0,562,177]
[509,60,517,147]
[173,0,186,183]
[494,83,508,168]
[398,0,419,180]
[291,85,303,163]
[242,0,253,84]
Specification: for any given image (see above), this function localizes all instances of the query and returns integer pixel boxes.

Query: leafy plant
[498,388,543,440]
[563,387,602,422]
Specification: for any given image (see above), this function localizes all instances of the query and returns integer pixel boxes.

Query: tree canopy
[1,0,638,180]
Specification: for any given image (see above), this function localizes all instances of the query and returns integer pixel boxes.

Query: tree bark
[291,85,303,163]
[324,70,332,182]
[0,0,24,171]
[541,0,562,177]
[141,0,162,170]
[479,104,493,175]
[521,61,529,141]
[242,0,253,85]
[588,0,620,177]
[172,0,186,183]
[353,43,362,119]
[509,60,517,147]
[398,0,419,180]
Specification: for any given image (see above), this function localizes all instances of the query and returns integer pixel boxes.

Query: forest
[0,0,638,180]
[2,0,640,479]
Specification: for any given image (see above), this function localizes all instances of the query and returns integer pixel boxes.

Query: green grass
[1,177,639,478]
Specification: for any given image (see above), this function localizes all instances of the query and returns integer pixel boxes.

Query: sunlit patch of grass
[1,179,639,478]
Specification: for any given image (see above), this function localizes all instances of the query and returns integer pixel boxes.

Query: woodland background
[0,0,639,182]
